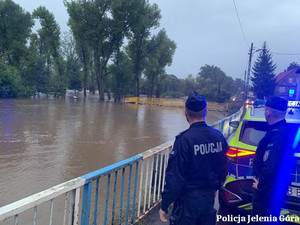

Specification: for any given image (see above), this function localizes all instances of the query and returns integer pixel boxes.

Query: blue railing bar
[104,174,111,225]
[111,171,118,224]
[119,168,125,225]
[81,182,92,225]
[131,162,139,223]
[125,165,133,225]
[81,155,142,182]
[93,178,100,225]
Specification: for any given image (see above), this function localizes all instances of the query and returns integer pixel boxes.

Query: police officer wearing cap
[159,91,228,225]
[252,96,296,223]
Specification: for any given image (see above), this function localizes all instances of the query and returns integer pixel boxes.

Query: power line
[253,45,300,56]
[271,52,300,56]
[232,0,249,49]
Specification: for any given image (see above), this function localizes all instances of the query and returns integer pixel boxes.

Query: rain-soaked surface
[0,96,226,207]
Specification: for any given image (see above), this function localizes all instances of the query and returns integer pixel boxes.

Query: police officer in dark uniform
[252,96,296,223]
[159,91,228,225]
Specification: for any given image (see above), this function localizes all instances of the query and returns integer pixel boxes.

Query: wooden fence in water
[124,97,229,112]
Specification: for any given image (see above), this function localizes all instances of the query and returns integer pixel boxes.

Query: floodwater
[0,96,225,207]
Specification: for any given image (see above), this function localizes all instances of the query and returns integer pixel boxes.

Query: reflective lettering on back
[201,144,207,155]
[208,143,214,153]
[194,142,223,156]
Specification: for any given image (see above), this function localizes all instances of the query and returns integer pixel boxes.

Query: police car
[219,101,300,221]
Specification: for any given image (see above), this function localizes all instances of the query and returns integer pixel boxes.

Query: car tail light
[226,146,255,159]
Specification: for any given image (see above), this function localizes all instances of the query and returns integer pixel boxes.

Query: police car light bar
[288,101,300,108]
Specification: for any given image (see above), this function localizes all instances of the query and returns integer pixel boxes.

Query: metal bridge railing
[211,106,244,139]
[0,108,243,225]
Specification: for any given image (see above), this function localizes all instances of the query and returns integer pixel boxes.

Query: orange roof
[275,68,298,83]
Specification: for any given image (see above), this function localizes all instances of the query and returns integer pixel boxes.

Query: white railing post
[153,154,159,203]
[137,160,144,218]
[148,156,154,208]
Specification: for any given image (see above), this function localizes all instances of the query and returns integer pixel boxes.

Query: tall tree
[144,29,176,97]
[65,0,91,98]
[110,51,133,101]
[287,62,300,71]
[184,74,197,95]
[198,65,227,94]
[233,78,245,99]
[127,0,161,97]
[160,74,184,98]
[0,59,22,97]
[0,0,33,97]
[28,33,51,95]
[33,6,66,97]
[66,0,135,100]
[98,0,136,100]
[197,65,231,102]
[251,42,277,99]
[0,0,33,68]
[61,32,82,92]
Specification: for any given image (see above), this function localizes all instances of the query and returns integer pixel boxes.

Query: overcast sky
[13,0,300,80]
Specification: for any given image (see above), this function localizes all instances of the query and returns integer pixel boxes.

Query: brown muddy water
[0,96,225,207]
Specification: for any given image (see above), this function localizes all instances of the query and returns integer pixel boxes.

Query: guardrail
[212,106,244,139]
[0,107,244,225]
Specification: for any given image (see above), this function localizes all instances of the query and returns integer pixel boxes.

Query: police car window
[239,121,269,146]
[287,123,300,153]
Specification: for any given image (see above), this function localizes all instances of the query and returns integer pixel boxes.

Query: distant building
[274,68,300,100]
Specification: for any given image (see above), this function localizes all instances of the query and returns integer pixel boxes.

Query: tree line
[0,0,178,100]
[3,0,292,103]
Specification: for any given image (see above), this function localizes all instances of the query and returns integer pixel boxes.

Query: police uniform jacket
[253,119,294,195]
[161,121,228,212]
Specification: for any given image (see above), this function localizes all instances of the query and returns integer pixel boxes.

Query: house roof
[275,68,299,83]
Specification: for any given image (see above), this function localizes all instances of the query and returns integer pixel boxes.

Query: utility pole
[243,70,247,100]
[245,42,253,100]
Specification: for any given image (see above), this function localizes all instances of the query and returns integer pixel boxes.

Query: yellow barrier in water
[125,97,229,112]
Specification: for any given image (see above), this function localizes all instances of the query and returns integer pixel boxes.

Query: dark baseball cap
[185,91,207,112]
[265,96,288,111]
